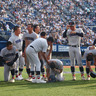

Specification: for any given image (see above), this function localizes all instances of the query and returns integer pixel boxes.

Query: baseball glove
[49,61,55,69]
[7,61,14,66]
[48,75,56,82]
[90,71,96,78]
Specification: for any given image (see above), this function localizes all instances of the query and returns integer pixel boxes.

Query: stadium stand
[0,0,96,47]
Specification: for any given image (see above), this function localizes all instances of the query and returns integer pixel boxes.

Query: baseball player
[26,37,54,83]
[47,59,64,82]
[34,24,40,36]
[45,42,53,80]
[38,32,47,80]
[84,45,96,80]
[23,24,38,81]
[34,24,48,80]
[0,41,18,82]
[63,21,85,80]
[92,39,96,71]
[8,26,25,80]
[37,32,53,80]
[34,25,46,79]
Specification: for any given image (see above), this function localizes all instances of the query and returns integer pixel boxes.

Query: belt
[69,45,79,47]
[30,46,36,51]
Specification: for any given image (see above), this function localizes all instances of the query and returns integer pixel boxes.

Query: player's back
[49,59,63,70]
[28,38,48,52]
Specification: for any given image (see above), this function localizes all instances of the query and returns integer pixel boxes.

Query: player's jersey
[84,46,96,58]
[49,59,63,70]
[67,28,84,46]
[28,38,48,52]
[0,46,18,62]
[23,32,37,46]
[8,33,23,51]
[36,33,40,38]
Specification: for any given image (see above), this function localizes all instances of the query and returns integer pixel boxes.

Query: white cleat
[16,76,23,80]
[32,78,37,83]
[19,75,23,80]
[72,76,76,81]
[81,76,86,80]
[9,79,15,83]
[25,77,32,82]
[87,75,90,80]
[41,77,47,81]
[36,78,46,83]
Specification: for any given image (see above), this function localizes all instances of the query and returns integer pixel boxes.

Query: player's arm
[0,56,6,63]
[0,56,10,64]
[47,44,53,60]
[93,56,96,66]
[63,25,70,38]
[70,31,83,37]
[7,53,18,66]
[8,36,14,43]
[93,39,96,45]
[42,52,49,64]
[76,28,84,37]
[38,51,42,60]
[0,49,6,63]
[22,39,30,56]
[22,40,25,53]
[75,33,83,37]
[12,53,18,62]
[71,28,84,37]
[86,60,93,72]
[25,39,30,47]
[53,68,63,73]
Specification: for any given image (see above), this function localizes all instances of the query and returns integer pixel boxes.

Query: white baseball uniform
[23,32,38,69]
[84,46,96,59]
[0,46,18,81]
[8,33,25,71]
[48,59,64,81]
[66,28,84,67]
[26,38,48,72]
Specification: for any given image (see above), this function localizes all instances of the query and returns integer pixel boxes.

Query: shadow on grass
[0,80,96,90]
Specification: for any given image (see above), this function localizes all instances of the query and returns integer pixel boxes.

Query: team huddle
[0,22,96,83]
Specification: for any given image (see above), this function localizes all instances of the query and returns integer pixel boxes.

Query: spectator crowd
[0,0,96,46]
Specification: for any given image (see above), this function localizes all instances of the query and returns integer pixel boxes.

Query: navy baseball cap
[69,21,75,26]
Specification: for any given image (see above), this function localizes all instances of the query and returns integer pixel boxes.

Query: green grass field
[0,67,96,96]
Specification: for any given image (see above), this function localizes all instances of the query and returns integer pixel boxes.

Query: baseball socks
[26,68,31,77]
[15,68,23,80]
[18,68,23,79]
[40,59,46,80]
[71,66,76,80]
[41,68,46,80]
[31,71,36,83]
[36,71,46,83]
[9,69,15,82]
[79,66,85,80]
[25,68,32,81]
[86,67,90,80]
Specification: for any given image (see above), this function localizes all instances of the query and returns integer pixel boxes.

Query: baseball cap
[69,21,75,26]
